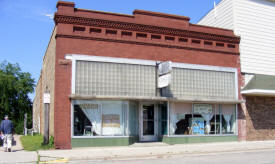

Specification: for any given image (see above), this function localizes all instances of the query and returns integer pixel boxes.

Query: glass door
[140,103,158,141]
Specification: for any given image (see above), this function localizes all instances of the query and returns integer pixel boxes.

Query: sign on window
[193,104,213,115]
[79,104,99,109]
[102,114,120,127]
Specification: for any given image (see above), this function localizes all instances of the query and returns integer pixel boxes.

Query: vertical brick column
[238,102,247,141]
[237,56,246,141]
[53,1,75,149]
[54,38,72,149]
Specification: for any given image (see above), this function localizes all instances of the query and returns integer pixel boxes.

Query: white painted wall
[234,0,275,75]
[198,0,275,76]
[198,0,234,30]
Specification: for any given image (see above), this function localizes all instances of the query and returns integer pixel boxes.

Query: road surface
[68,149,275,164]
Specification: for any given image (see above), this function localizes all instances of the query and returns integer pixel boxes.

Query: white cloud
[44,13,54,19]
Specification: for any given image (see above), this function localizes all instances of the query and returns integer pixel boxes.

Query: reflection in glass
[143,105,154,135]
[159,103,168,135]
[143,121,154,135]
[143,105,154,120]
[73,100,127,136]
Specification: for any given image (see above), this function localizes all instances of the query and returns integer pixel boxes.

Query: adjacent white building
[198,0,275,78]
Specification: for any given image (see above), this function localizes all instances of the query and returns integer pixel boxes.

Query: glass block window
[75,61,156,97]
[75,60,236,101]
[162,68,236,100]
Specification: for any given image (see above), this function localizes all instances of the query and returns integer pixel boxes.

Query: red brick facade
[53,1,241,149]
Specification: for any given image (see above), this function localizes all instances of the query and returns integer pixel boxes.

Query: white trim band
[66,54,156,66]
[65,54,237,73]
[241,89,275,96]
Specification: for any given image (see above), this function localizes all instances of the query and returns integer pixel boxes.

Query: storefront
[68,55,240,147]
[72,100,238,147]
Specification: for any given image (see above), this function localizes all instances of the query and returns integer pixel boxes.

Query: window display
[221,104,236,134]
[73,100,127,136]
[210,107,221,134]
[72,100,237,138]
[193,104,214,134]
[170,103,192,135]
[191,117,204,135]
[170,103,237,136]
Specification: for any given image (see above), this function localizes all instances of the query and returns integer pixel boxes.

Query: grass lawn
[20,135,54,151]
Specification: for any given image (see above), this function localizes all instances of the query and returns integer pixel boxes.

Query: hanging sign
[158,61,172,75]
[43,93,50,104]
[158,73,171,88]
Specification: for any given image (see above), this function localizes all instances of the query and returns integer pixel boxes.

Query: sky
[0,0,221,101]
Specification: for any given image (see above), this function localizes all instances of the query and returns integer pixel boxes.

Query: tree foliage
[0,61,35,134]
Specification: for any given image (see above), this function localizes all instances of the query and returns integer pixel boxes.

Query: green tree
[0,61,35,134]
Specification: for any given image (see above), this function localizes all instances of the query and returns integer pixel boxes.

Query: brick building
[33,1,242,149]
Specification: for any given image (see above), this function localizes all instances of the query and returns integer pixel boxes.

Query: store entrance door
[139,103,158,142]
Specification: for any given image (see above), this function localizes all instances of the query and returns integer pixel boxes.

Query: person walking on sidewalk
[0,115,14,152]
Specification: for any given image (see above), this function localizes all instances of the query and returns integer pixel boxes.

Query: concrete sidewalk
[0,151,37,164]
[0,135,37,164]
[38,140,275,162]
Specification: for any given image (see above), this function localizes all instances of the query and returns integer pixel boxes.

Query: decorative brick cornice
[54,14,240,44]
[55,34,240,55]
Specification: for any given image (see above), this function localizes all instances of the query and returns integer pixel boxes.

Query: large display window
[169,103,236,135]
[73,100,128,137]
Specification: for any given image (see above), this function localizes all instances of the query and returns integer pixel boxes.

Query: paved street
[38,140,275,163]
[2,138,275,163]
[69,149,275,164]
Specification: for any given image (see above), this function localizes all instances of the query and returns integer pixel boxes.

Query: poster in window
[102,114,120,127]
[190,117,204,135]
